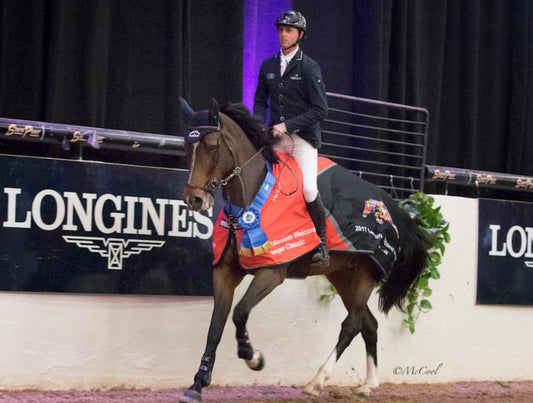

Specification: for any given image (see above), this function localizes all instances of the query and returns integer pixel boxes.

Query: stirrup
[311,243,330,267]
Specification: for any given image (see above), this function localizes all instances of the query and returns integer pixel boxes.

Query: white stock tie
[280,56,287,76]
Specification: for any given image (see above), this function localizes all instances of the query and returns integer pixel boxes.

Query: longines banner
[477,198,533,305]
[0,154,214,296]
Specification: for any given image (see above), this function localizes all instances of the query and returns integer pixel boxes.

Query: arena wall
[0,195,531,390]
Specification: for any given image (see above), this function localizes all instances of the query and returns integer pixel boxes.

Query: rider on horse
[253,10,330,267]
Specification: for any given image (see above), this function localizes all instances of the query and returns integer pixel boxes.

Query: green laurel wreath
[398,192,450,333]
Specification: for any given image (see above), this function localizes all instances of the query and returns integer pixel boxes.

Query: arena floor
[1,381,532,402]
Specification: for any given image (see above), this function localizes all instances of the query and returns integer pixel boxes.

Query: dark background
[1,0,532,200]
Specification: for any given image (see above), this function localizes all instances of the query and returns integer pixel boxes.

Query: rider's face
[277,25,301,52]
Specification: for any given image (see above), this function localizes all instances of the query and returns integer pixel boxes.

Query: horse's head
[181,98,238,211]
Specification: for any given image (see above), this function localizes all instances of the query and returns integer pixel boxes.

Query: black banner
[477,198,533,305]
[0,154,214,296]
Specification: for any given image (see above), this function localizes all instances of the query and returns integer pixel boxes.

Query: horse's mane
[220,103,279,164]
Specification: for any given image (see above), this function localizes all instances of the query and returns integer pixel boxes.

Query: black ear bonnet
[180,98,223,143]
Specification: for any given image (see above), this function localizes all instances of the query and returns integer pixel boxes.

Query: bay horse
[179,99,431,402]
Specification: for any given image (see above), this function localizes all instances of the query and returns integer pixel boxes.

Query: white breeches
[274,133,318,202]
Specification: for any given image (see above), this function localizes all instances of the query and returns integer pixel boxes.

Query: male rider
[254,10,329,266]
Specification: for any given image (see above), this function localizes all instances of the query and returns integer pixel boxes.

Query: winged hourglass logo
[62,236,166,270]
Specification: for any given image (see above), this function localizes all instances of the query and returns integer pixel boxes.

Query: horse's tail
[377,210,433,314]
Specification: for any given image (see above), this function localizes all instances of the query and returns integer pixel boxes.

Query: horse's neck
[223,130,267,208]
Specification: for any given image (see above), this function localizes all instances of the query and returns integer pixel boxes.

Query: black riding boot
[306,193,330,267]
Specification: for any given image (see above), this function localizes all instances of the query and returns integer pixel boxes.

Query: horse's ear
[179,97,195,121]
[209,98,220,125]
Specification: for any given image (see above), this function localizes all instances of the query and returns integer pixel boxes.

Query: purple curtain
[242,0,290,110]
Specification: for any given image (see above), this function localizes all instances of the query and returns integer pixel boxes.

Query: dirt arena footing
[0,381,532,402]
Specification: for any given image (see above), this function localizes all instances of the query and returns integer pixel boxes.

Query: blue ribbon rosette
[224,162,275,256]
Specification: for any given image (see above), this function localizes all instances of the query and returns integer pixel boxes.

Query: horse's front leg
[232,265,288,371]
[180,255,245,403]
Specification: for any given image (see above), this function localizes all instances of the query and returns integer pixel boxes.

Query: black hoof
[179,388,202,403]
[247,350,265,371]
[253,353,265,371]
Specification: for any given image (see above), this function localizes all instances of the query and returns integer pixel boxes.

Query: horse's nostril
[191,196,203,210]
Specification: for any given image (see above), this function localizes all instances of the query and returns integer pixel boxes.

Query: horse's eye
[207,145,217,153]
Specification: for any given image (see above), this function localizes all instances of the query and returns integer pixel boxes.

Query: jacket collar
[284,50,302,75]
[274,49,303,60]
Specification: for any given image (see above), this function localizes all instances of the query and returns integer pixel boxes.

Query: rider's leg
[305,193,329,266]
[279,134,329,266]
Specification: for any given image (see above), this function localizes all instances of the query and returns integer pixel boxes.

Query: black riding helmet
[275,10,307,38]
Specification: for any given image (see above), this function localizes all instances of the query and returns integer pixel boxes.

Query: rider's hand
[271,122,287,138]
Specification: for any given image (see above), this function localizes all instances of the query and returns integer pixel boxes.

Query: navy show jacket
[253,49,328,148]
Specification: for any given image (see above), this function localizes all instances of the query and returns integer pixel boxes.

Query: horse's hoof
[355,386,370,397]
[355,383,376,397]
[245,349,265,371]
[179,388,202,403]
[303,382,322,396]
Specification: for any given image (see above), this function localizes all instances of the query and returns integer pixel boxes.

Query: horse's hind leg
[232,265,288,370]
[303,257,378,396]
[180,257,245,403]
[358,305,379,395]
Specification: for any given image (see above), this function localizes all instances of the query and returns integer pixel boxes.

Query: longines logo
[2,187,213,270]
[488,224,533,268]
[63,236,166,270]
